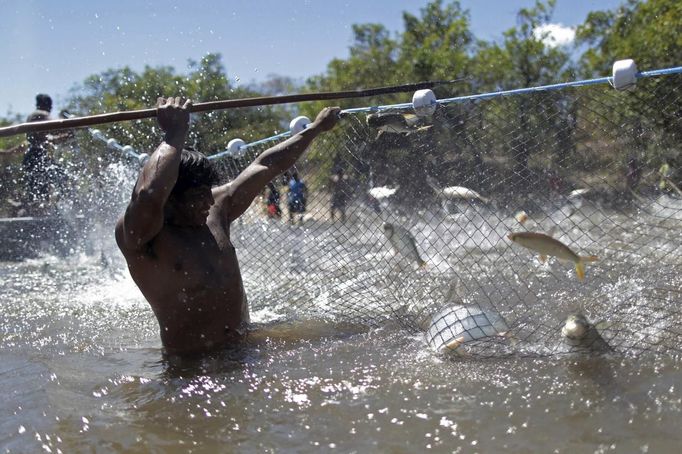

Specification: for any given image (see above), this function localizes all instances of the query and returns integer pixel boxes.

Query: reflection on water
[2,198,682,452]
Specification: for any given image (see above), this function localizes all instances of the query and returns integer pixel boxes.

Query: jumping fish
[440,186,490,204]
[567,188,591,200]
[561,313,612,354]
[368,186,398,200]
[382,222,426,267]
[366,112,433,135]
[507,231,598,281]
[426,176,490,205]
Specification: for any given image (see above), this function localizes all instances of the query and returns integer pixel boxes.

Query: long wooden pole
[0,80,460,138]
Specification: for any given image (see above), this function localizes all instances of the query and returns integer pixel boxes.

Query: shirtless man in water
[116,97,340,355]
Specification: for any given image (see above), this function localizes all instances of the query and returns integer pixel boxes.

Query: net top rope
[216,60,682,160]
[49,60,682,163]
[0,80,463,138]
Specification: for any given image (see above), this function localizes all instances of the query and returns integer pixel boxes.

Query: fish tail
[575,262,585,281]
[575,256,597,281]
[418,258,427,268]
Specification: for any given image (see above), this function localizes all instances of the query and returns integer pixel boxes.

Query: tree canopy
[1,0,680,203]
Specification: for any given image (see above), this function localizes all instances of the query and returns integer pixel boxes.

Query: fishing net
[53,70,682,358]
[208,73,682,358]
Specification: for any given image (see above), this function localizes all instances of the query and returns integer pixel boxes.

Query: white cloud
[533,23,576,48]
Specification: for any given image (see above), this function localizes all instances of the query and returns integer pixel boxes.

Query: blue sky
[0,0,624,116]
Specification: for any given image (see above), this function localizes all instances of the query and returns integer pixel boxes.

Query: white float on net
[227,138,246,158]
[412,89,438,117]
[612,59,638,91]
[137,153,149,165]
[106,138,121,150]
[90,129,105,142]
[290,116,311,135]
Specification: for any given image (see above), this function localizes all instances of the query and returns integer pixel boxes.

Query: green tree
[185,54,282,153]
[399,0,473,89]
[576,0,682,178]
[469,0,573,180]
[303,22,401,119]
[67,53,284,157]
[302,1,477,193]
[576,0,682,76]
[0,113,24,152]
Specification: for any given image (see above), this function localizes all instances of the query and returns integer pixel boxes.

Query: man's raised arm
[115,97,192,251]
[214,106,340,222]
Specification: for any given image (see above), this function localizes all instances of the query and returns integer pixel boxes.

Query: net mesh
[38,73,674,358]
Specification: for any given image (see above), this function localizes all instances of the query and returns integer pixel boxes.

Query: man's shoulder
[27,110,50,123]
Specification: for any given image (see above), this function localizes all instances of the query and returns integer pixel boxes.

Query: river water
[2,163,682,452]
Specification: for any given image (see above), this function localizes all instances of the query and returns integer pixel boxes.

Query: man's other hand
[313,107,341,132]
[157,97,192,147]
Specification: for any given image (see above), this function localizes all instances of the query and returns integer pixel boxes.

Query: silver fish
[567,188,591,200]
[366,113,432,135]
[426,177,490,205]
[561,313,612,354]
[368,186,398,200]
[382,222,426,267]
[440,186,490,204]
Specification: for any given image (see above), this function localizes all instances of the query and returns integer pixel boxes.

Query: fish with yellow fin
[507,231,598,281]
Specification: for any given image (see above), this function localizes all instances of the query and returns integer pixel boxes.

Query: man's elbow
[116,208,163,253]
[116,224,153,253]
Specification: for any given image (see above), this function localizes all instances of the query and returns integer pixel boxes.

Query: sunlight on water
[3,196,682,452]
[2,131,682,451]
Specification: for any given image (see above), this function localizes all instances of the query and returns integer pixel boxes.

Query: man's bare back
[116,97,340,355]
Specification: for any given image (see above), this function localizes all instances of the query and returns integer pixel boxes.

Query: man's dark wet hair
[35,94,52,112]
[171,148,220,196]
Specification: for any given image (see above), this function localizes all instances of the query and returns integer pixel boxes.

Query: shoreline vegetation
[1,0,680,218]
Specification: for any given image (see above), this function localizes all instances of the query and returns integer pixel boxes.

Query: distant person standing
[287,171,307,224]
[22,94,68,210]
[330,167,350,222]
[626,155,641,190]
[265,181,282,218]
